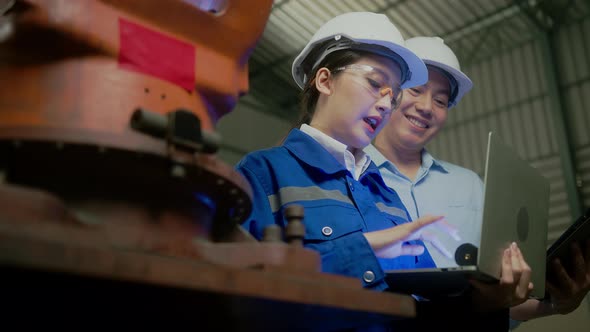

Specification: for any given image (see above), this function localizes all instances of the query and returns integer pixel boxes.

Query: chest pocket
[299,204,363,241]
[444,197,478,223]
[290,202,363,258]
[295,203,364,275]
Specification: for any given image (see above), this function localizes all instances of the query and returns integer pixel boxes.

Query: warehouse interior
[217,1,590,330]
[1,0,588,330]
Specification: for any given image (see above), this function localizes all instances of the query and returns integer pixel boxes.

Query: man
[365,36,590,328]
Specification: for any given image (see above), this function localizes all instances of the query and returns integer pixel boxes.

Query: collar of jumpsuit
[300,123,372,181]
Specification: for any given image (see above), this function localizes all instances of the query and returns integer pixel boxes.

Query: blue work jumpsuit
[236,129,435,291]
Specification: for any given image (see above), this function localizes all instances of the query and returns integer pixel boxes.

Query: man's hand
[546,239,590,315]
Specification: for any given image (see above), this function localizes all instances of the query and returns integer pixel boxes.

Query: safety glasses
[332,64,403,111]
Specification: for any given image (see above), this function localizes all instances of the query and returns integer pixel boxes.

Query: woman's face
[310,54,402,150]
[378,67,451,152]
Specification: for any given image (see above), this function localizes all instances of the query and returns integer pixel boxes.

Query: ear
[314,67,333,96]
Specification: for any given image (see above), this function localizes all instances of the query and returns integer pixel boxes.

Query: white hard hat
[404,36,473,108]
[292,12,427,90]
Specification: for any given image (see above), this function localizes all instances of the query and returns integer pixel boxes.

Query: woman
[236,12,458,292]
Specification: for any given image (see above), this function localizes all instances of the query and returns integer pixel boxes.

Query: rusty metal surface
[0,0,273,125]
[0,214,416,330]
[0,179,416,328]
[0,2,416,329]
[0,0,258,239]
[0,140,252,237]
[3,267,395,331]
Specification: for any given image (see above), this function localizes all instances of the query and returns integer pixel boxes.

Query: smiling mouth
[405,115,429,129]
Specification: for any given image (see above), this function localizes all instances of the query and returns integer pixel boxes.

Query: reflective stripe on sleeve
[375,202,408,221]
[268,186,353,213]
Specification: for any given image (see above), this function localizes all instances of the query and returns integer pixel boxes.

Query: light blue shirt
[364,144,484,267]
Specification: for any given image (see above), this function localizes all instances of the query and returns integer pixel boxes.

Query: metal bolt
[284,205,305,246]
[171,164,186,178]
[262,224,283,242]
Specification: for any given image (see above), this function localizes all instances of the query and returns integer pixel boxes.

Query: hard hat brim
[424,59,473,108]
[292,37,428,90]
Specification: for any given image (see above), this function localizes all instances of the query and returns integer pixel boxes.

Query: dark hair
[427,64,458,107]
[294,49,365,127]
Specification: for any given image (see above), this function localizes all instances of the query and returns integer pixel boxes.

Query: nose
[376,88,393,114]
[380,87,393,100]
[415,92,433,115]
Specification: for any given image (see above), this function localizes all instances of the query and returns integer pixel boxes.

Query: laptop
[385,131,550,299]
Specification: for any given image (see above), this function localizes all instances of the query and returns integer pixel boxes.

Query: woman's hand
[470,242,533,312]
[364,215,460,259]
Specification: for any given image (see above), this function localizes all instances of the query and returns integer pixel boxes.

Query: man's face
[378,67,451,151]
